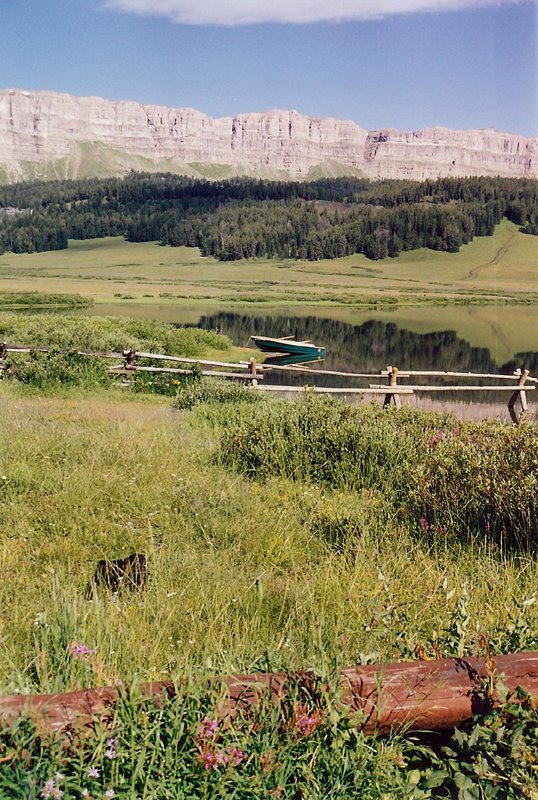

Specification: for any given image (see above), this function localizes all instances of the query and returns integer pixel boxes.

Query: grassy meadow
[0,219,536,306]
[1,369,538,797]
[0,224,537,796]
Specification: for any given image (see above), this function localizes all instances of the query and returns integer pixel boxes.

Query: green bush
[5,350,112,389]
[219,396,538,549]
[174,377,264,409]
[0,313,231,356]
[407,421,538,550]
[220,395,443,492]
[0,291,91,307]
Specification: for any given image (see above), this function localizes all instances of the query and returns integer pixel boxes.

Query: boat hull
[251,336,325,359]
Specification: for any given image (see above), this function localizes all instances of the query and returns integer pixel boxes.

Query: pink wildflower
[87,766,100,778]
[225,746,246,766]
[39,780,63,799]
[105,737,118,760]
[197,745,222,771]
[294,705,321,737]
[197,716,219,739]
[68,642,96,660]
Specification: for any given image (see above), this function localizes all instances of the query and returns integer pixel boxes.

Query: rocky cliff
[0,89,536,183]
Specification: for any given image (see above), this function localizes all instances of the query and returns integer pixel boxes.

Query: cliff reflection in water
[196,313,537,386]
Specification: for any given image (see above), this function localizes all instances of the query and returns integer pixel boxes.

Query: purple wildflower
[225,746,246,766]
[87,766,100,778]
[197,717,219,739]
[39,780,63,799]
[105,737,118,760]
[68,642,96,660]
[197,745,222,771]
[294,704,321,737]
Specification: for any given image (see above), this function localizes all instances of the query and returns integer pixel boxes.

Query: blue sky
[1,0,536,135]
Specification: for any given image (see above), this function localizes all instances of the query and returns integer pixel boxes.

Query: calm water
[77,303,538,421]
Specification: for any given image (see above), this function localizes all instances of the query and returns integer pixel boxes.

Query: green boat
[250,335,326,360]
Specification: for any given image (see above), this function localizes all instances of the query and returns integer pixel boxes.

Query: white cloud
[104,0,524,25]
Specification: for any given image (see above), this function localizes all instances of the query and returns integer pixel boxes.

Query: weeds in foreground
[1,674,537,799]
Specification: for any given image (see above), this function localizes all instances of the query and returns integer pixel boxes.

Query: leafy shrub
[174,377,264,409]
[220,396,538,549]
[5,350,112,389]
[407,421,538,550]
[220,395,445,492]
[409,688,538,798]
[0,291,91,307]
[0,313,231,356]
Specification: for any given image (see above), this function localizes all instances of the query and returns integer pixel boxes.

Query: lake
[80,301,538,421]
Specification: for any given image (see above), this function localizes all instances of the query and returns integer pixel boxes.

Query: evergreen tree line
[0,173,536,259]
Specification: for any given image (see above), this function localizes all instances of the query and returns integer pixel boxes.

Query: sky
[0,0,536,136]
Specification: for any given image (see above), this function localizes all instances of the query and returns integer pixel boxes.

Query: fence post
[384,366,401,409]
[123,349,137,369]
[249,357,258,387]
[0,342,6,377]
[508,368,529,425]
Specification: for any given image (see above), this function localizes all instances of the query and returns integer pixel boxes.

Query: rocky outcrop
[0,89,536,183]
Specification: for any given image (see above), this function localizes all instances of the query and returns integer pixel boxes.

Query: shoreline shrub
[219,395,538,549]
[5,350,112,390]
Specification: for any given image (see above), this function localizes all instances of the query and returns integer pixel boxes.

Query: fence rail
[0,343,535,424]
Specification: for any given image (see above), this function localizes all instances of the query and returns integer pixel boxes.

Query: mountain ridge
[1,88,536,184]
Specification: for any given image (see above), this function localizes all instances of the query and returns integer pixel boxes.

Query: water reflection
[195,312,537,420]
[197,312,537,375]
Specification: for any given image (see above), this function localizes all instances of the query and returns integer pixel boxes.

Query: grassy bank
[1,384,536,693]
[1,372,537,797]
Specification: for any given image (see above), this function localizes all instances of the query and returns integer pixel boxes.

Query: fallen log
[0,652,536,736]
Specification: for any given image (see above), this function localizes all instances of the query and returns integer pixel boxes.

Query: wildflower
[104,791,115,799]
[197,716,219,739]
[105,737,118,759]
[197,745,222,771]
[294,705,321,737]
[81,791,91,799]
[225,746,246,766]
[87,766,100,778]
[40,780,63,799]
[68,642,96,659]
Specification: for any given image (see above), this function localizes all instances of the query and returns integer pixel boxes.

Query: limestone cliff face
[0,89,536,183]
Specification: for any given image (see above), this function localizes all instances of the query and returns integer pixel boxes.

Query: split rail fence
[0,342,535,424]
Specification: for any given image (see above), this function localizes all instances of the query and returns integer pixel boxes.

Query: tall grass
[1,384,537,796]
[220,395,538,550]
[1,385,536,698]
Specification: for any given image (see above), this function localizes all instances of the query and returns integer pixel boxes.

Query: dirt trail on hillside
[463,231,516,281]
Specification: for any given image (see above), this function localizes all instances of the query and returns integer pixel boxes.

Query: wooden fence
[1,343,535,424]
[1,652,537,736]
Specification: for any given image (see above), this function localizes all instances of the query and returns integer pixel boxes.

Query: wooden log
[256,385,414,394]
[132,351,250,370]
[384,366,401,409]
[0,653,536,736]
[380,369,538,384]
[249,357,258,387]
[109,365,262,381]
[261,364,381,378]
[370,384,535,392]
